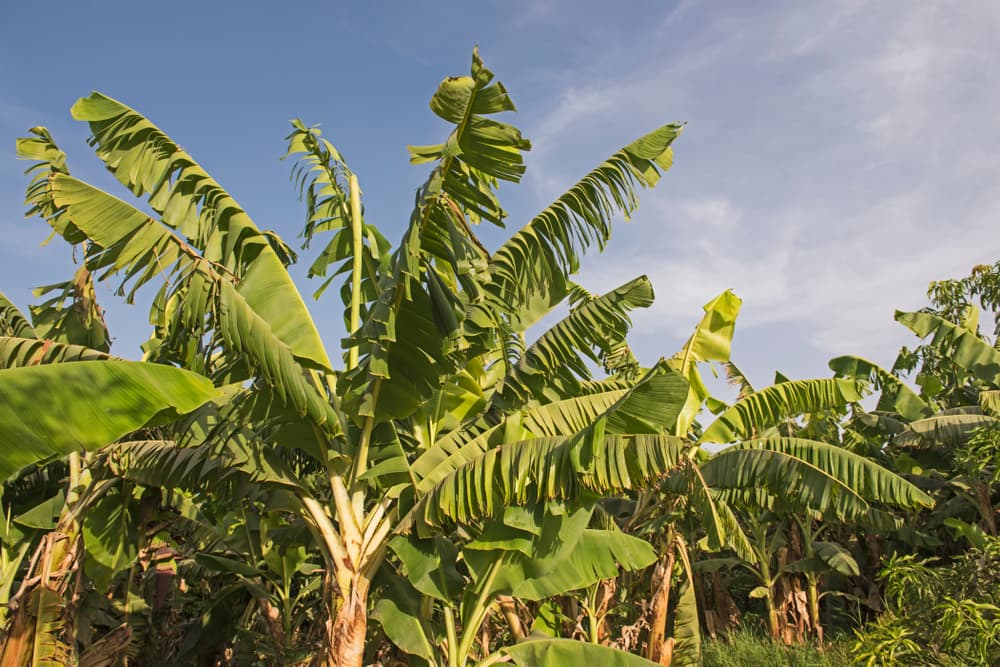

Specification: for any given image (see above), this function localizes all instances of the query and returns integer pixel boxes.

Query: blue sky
[2,0,998,390]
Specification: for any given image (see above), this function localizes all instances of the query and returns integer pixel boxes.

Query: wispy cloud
[519,0,1000,375]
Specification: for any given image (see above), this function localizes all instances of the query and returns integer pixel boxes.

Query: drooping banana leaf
[0,336,110,368]
[504,638,661,667]
[671,563,702,667]
[896,310,1000,386]
[0,293,36,339]
[895,412,997,448]
[68,92,331,371]
[979,389,1000,416]
[411,361,687,494]
[501,275,655,405]
[487,123,683,333]
[830,355,930,421]
[16,127,83,244]
[370,573,437,661]
[509,528,657,600]
[702,437,934,519]
[411,433,686,530]
[813,541,861,576]
[700,378,865,444]
[714,496,755,562]
[46,175,337,426]
[0,360,217,480]
[387,533,464,602]
[81,482,137,592]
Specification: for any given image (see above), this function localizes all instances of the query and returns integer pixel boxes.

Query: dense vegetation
[0,49,997,666]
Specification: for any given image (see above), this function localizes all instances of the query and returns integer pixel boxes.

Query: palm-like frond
[46,175,337,426]
[17,127,84,244]
[702,437,934,519]
[412,433,687,530]
[700,378,865,444]
[107,439,235,492]
[341,50,530,423]
[0,293,36,339]
[410,400,587,495]
[106,384,315,494]
[501,275,654,405]
[47,174,209,298]
[566,282,642,379]
[722,361,755,401]
[714,496,756,562]
[412,361,687,493]
[486,123,682,332]
[29,268,110,352]
[896,310,1000,386]
[68,92,330,371]
[682,460,726,550]
[0,337,110,368]
[830,355,931,421]
[284,120,390,308]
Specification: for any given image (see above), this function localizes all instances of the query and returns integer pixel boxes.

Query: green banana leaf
[896,310,1000,386]
[0,360,217,480]
[669,290,742,436]
[505,638,660,667]
[701,378,864,444]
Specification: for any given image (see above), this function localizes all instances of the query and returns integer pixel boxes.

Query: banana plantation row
[0,50,997,666]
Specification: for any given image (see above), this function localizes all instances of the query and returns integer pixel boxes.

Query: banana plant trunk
[797,517,822,640]
[327,576,370,667]
[0,602,34,667]
[764,593,780,641]
[497,596,526,640]
[805,574,822,642]
[1,458,94,667]
[0,529,80,667]
[758,555,780,641]
[645,530,676,663]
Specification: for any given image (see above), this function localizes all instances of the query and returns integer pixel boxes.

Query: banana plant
[835,312,1000,545]
[608,289,742,667]
[0,290,220,661]
[378,501,661,666]
[9,48,690,665]
[697,374,934,641]
[0,358,218,666]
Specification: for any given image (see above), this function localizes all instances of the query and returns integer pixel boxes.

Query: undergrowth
[702,627,853,667]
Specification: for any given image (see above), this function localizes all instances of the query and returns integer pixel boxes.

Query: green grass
[702,627,853,667]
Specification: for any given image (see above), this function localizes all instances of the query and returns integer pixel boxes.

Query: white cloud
[676,197,741,231]
[521,1,1000,375]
